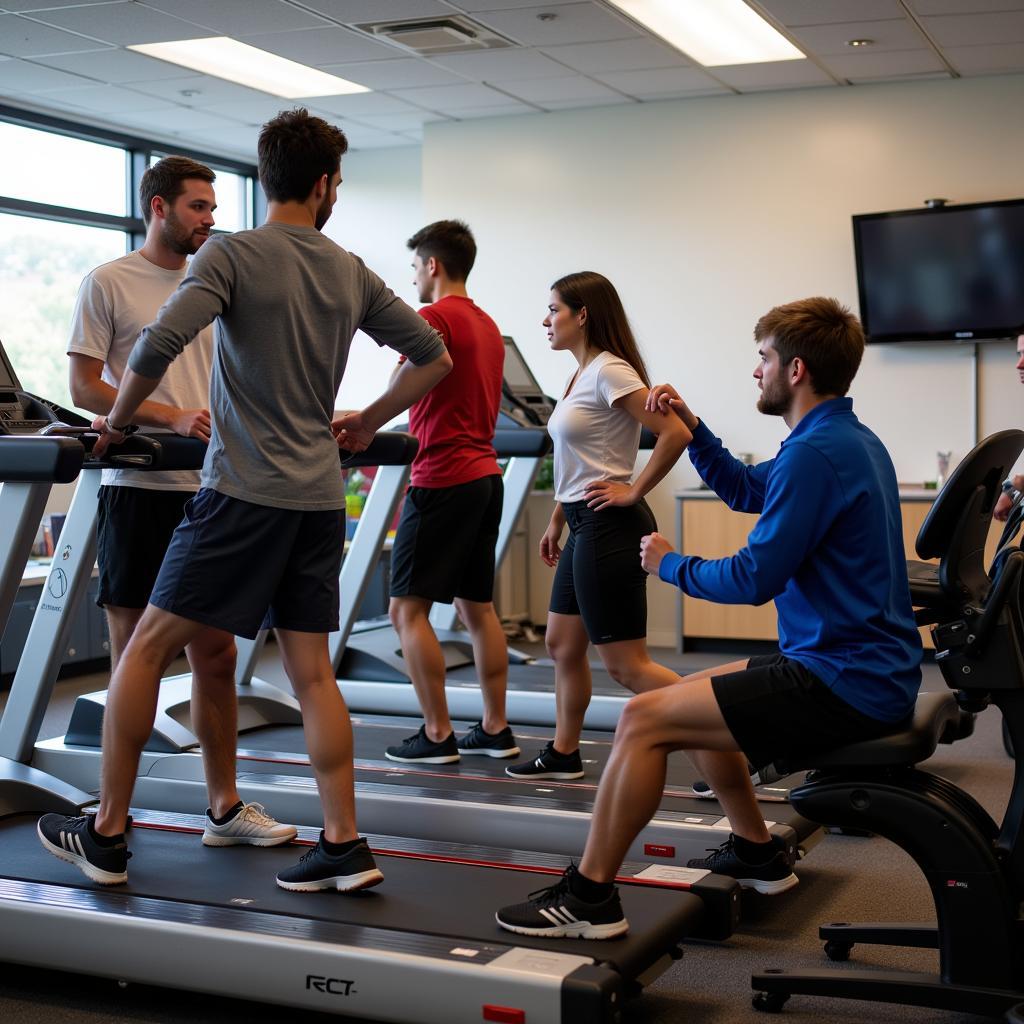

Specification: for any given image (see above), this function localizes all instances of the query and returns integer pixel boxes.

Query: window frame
[0,102,261,250]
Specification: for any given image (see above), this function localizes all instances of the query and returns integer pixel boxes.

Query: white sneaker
[202,802,297,847]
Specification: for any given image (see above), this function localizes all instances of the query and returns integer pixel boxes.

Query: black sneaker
[496,866,628,939]
[275,835,384,893]
[385,725,460,764]
[691,766,764,799]
[506,741,584,780]
[37,814,131,886]
[457,722,520,759]
[686,835,798,895]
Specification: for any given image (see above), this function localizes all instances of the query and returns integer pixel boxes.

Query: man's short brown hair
[139,156,215,225]
[258,108,348,203]
[754,297,865,397]
[407,220,476,282]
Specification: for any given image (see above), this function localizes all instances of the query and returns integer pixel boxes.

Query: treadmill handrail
[0,436,84,483]
[41,425,167,470]
[339,430,419,469]
[493,427,552,458]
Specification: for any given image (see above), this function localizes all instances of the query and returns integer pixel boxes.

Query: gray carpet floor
[0,645,1016,1023]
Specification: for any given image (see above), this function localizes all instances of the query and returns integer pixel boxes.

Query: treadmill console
[0,337,84,435]
[501,336,556,428]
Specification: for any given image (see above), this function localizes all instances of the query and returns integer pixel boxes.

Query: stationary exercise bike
[750,429,1024,1018]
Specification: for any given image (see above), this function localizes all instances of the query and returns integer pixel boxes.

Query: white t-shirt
[547,350,646,503]
[66,250,214,491]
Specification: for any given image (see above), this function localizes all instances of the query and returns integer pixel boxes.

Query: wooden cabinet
[674,493,1004,649]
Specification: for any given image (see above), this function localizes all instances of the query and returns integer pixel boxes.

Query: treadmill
[0,345,739,1023]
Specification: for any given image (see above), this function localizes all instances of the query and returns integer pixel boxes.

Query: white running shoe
[202,802,297,847]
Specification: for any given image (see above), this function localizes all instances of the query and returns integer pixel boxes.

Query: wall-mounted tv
[853,198,1024,344]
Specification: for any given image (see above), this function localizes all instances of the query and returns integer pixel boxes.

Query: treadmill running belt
[1,816,698,978]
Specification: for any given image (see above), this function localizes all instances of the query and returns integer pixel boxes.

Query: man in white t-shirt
[66,156,295,847]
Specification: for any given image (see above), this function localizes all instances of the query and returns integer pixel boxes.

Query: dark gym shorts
[149,487,344,639]
[389,474,503,604]
[549,498,656,645]
[712,652,909,773]
[96,485,195,609]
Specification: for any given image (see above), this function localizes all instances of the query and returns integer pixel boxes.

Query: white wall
[422,72,1024,642]
[322,145,425,414]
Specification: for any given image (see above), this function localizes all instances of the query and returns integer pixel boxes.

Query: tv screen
[853,199,1024,343]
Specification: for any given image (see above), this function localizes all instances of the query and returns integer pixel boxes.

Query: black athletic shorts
[712,652,908,773]
[96,485,194,609]
[389,474,503,604]
[548,498,655,645]
[149,488,344,639]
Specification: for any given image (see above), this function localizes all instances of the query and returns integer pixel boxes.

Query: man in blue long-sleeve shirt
[496,297,922,939]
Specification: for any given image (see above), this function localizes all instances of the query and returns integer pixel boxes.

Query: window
[0,214,126,411]
[0,107,258,416]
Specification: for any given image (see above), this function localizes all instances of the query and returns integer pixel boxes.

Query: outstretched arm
[332,350,453,452]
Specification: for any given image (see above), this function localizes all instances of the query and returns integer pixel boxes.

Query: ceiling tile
[756,0,904,25]
[921,11,1024,45]
[494,73,623,102]
[316,58,463,89]
[342,125,417,148]
[446,102,536,116]
[429,48,569,80]
[592,66,724,96]
[34,82,178,112]
[188,97,300,125]
[346,111,449,130]
[178,122,262,153]
[115,105,243,132]
[25,3,209,45]
[297,0,454,21]
[536,94,633,109]
[140,0,329,36]
[32,47,197,82]
[540,37,689,73]
[909,0,1024,13]
[788,18,929,54]
[454,0,575,8]
[0,55,99,90]
[0,13,109,55]
[821,47,945,78]
[943,41,1024,72]
[306,91,421,115]
[126,73,276,105]
[390,81,517,109]
[711,58,836,89]
[471,3,640,46]
[236,26,398,64]
[1,0,130,9]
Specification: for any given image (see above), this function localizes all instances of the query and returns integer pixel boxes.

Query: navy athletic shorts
[96,485,194,609]
[149,488,344,639]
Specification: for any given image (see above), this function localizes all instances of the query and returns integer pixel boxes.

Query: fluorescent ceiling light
[606,0,804,67]
[128,37,369,98]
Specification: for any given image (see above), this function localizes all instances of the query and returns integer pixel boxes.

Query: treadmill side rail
[0,886,600,1024]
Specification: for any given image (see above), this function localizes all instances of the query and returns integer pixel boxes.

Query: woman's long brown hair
[551,271,651,387]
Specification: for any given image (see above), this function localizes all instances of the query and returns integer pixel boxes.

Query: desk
[673,489,1002,652]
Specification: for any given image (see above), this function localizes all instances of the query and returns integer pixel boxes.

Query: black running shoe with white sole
[457,722,520,758]
[37,814,130,886]
[496,866,628,939]
[505,741,584,780]
[686,835,798,895]
[275,835,384,893]
[385,725,460,764]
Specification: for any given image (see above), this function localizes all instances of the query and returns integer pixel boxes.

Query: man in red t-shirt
[385,220,518,763]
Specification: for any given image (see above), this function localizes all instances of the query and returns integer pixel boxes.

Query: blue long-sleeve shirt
[660,398,922,722]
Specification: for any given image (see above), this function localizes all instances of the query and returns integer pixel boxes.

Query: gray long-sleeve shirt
[128,222,445,510]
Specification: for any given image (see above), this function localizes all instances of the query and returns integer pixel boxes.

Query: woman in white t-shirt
[506,272,691,781]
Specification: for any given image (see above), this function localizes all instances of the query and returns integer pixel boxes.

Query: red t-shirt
[405,295,504,488]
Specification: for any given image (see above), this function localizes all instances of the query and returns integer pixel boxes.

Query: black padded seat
[780,691,961,774]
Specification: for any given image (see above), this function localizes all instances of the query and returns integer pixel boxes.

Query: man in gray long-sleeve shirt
[38,109,453,892]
